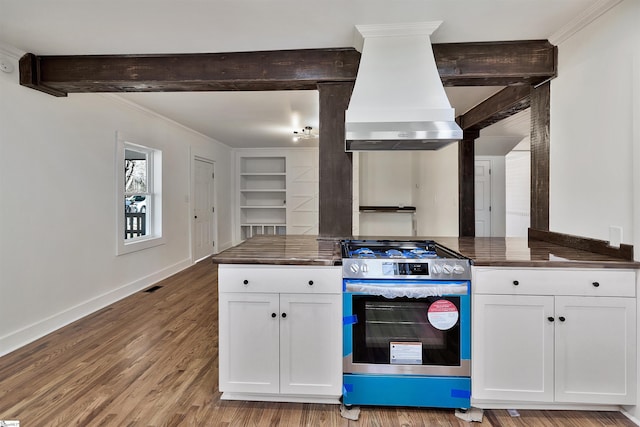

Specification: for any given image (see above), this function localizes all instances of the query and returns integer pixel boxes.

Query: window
[116,132,164,255]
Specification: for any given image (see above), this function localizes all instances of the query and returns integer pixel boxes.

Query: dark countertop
[211,235,341,266]
[211,235,640,269]
[437,237,639,269]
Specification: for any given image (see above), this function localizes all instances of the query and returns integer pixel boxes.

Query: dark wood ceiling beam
[457,84,532,131]
[19,48,362,97]
[19,40,557,97]
[434,40,557,86]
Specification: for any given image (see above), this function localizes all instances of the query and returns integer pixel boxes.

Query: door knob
[281,313,287,318]
[547,316,555,322]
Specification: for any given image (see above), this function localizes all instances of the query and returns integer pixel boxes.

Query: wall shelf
[239,156,286,240]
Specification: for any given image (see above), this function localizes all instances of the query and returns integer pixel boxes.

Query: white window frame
[116,132,164,255]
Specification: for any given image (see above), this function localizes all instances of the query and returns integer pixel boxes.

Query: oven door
[343,279,470,377]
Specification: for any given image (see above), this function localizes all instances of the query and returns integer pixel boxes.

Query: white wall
[0,48,232,356]
[550,0,640,247]
[413,145,459,237]
[355,148,459,237]
[358,151,415,236]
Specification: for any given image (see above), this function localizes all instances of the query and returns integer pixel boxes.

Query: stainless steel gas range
[341,239,472,409]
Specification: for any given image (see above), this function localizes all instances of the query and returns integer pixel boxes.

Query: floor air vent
[144,285,163,293]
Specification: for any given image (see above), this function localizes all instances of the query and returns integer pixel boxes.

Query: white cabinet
[554,296,636,405]
[472,267,636,407]
[218,264,342,403]
[219,292,280,394]
[473,294,554,402]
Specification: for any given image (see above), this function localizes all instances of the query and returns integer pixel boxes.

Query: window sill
[117,235,166,256]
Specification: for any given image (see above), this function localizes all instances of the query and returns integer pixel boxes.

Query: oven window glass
[351,295,461,366]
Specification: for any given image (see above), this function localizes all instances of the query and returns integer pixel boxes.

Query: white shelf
[240,172,286,176]
[238,155,287,241]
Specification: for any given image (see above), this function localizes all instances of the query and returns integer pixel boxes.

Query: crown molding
[102,94,232,149]
[549,0,623,45]
[0,43,26,59]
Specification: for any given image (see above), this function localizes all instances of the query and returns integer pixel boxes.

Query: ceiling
[0,0,616,151]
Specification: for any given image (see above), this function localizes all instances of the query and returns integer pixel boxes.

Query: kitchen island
[212,235,639,410]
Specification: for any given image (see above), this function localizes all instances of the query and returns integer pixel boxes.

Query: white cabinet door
[555,296,636,405]
[219,293,280,394]
[279,293,342,396]
[472,294,554,402]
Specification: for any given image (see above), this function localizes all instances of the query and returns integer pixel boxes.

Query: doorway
[475,159,492,237]
[193,157,217,261]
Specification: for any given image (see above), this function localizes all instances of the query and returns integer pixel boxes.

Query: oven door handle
[344,281,468,298]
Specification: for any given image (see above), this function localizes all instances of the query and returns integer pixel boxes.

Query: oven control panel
[343,258,471,280]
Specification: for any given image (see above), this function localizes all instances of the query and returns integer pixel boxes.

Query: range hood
[345,22,463,151]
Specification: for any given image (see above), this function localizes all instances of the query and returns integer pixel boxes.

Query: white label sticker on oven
[427,299,459,330]
[390,342,422,365]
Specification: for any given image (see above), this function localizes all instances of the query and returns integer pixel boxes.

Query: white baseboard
[622,408,640,426]
[0,258,192,357]
[220,392,341,405]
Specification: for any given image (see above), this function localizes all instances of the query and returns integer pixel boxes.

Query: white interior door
[194,158,216,261]
[475,160,491,236]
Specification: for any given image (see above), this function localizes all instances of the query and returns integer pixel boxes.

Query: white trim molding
[549,0,623,45]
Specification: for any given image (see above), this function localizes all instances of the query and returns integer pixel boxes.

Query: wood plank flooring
[0,260,636,426]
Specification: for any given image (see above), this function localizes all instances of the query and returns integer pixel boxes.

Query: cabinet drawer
[473,268,636,297]
[218,264,341,294]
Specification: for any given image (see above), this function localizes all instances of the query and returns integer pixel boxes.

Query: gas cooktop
[341,239,471,280]
[341,239,465,259]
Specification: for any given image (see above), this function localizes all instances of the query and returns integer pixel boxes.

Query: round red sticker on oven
[427,299,459,330]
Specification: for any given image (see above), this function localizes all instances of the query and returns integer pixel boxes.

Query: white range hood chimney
[345,22,463,151]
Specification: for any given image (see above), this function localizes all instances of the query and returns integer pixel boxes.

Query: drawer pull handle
[592,282,600,287]
[547,316,555,322]
[281,313,287,318]
[559,316,566,322]
[243,279,249,285]
[308,280,314,286]
[513,280,519,286]
[271,313,277,318]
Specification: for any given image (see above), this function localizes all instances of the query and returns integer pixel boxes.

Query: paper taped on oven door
[344,282,467,298]
[390,342,422,364]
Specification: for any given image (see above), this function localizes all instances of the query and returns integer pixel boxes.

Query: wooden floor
[0,260,636,426]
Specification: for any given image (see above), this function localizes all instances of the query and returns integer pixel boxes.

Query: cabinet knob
[559,316,566,322]
[592,281,600,287]
[243,279,249,285]
[308,280,314,286]
[513,280,519,286]
[547,316,555,322]
[281,313,287,318]
[271,313,277,318]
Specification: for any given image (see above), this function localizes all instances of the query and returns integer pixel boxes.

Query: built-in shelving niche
[239,156,286,240]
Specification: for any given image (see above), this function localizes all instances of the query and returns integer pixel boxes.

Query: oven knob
[453,265,465,275]
[349,264,360,273]
[442,264,453,274]
[431,264,442,274]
